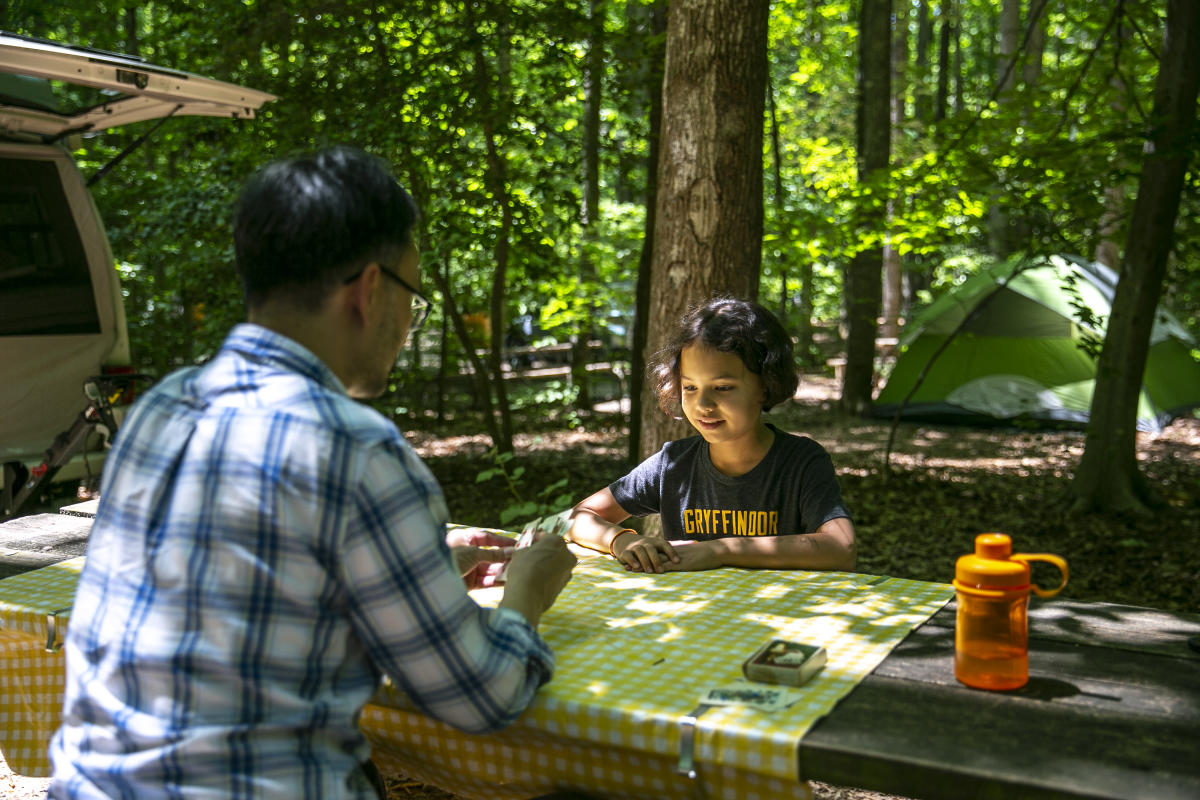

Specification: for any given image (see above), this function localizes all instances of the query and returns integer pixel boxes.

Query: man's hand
[447,527,516,589]
[498,532,576,627]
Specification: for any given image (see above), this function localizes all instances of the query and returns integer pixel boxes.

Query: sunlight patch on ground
[407,428,626,459]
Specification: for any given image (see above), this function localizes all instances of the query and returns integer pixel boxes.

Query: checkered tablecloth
[0,548,953,795]
[363,551,954,800]
[0,556,84,643]
[0,556,85,776]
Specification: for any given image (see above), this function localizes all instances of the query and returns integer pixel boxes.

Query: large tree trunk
[1071,0,1200,514]
[638,0,769,461]
[628,0,666,464]
[840,0,891,416]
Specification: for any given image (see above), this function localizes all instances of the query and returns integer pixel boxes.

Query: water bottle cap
[976,533,1012,559]
[955,533,1029,590]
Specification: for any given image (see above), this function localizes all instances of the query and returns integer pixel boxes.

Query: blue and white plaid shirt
[50,324,554,799]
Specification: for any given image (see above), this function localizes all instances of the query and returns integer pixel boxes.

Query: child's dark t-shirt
[609,424,851,541]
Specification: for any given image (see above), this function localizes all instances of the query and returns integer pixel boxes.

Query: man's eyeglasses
[344,262,431,333]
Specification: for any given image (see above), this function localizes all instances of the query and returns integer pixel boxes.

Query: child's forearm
[707,518,857,571]
[568,508,636,556]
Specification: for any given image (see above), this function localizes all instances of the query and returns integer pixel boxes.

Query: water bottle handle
[1013,553,1069,597]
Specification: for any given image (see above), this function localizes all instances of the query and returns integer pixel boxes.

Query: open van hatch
[0,32,276,139]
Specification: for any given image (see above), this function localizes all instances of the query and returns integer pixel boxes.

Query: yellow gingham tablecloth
[0,556,86,776]
[0,548,953,794]
[363,552,954,800]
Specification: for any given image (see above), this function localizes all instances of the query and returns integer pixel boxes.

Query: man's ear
[343,263,382,326]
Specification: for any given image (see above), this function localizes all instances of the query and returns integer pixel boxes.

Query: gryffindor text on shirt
[683,508,779,537]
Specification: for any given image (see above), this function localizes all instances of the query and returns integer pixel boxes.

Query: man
[49,146,576,799]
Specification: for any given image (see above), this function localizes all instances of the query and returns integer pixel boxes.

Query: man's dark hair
[234,145,419,310]
[650,296,799,416]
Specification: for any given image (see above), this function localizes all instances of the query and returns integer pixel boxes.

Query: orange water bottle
[954,533,1068,690]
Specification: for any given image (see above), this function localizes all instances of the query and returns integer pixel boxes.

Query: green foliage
[475,448,574,525]
[8,0,1197,403]
[508,380,586,429]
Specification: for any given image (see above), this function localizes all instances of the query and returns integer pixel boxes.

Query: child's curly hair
[650,296,799,417]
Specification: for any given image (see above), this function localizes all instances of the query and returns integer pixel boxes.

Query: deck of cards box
[742,639,827,686]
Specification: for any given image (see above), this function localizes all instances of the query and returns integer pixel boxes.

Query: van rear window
[0,157,100,336]
[0,73,131,117]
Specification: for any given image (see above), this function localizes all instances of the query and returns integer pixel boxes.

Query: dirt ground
[0,750,48,800]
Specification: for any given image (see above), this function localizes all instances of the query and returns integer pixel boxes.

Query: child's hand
[661,541,723,572]
[614,534,680,573]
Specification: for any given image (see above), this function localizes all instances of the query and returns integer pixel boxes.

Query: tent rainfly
[873,255,1200,432]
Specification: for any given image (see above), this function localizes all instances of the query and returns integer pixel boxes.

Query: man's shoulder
[205,330,402,443]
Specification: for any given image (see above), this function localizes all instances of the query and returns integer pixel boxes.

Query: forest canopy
[5,0,1198,421]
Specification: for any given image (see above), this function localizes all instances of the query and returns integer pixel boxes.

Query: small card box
[742,639,827,687]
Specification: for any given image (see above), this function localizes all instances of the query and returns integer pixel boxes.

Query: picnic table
[1,510,1198,800]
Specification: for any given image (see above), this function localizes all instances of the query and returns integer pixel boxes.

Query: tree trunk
[124,7,138,53]
[890,0,908,129]
[429,268,503,447]
[573,0,606,412]
[840,0,891,416]
[1071,0,1200,515]
[408,163,501,446]
[881,0,908,341]
[913,0,933,124]
[468,4,515,452]
[988,0,1022,258]
[638,0,769,461]
[768,75,788,326]
[1095,20,1131,271]
[934,0,952,123]
[951,0,964,113]
[629,0,667,464]
[436,268,449,424]
[1011,0,1048,248]
[796,258,815,367]
[1021,0,1046,92]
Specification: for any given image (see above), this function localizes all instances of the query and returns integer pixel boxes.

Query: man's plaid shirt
[50,324,553,799]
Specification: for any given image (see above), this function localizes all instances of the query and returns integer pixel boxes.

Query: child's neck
[708,422,775,477]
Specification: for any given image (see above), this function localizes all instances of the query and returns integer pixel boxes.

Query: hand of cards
[493,510,572,584]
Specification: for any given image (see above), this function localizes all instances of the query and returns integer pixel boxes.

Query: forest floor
[5,376,1197,800]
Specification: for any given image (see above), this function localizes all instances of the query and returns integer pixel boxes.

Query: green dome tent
[873,255,1200,432]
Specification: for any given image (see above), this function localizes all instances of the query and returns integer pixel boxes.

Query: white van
[0,32,274,517]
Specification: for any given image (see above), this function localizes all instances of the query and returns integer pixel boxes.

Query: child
[568,297,856,573]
